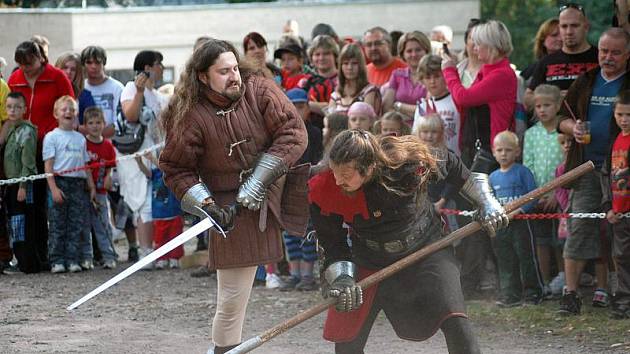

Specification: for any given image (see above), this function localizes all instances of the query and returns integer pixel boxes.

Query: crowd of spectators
[1,1,630,325]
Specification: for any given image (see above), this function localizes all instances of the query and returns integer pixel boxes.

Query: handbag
[111,97,155,154]
[112,113,145,154]
[463,104,499,174]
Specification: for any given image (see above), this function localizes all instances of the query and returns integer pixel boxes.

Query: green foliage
[481,0,614,70]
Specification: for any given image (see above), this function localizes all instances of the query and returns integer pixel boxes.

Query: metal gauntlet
[236,153,288,210]
[324,261,363,312]
[181,183,235,234]
[460,172,509,236]
[181,183,213,218]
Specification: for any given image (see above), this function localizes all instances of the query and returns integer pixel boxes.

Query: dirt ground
[0,239,625,354]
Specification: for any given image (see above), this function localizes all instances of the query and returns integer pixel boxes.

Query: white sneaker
[51,264,66,273]
[139,248,154,271]
[168,259,180,269]
[155,260,168,270]
[80,260,94,270]
[68,263,82,273]
[103,260,117,269]
[265,273,283,289]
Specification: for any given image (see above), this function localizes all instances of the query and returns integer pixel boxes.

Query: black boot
[212,344,238,354]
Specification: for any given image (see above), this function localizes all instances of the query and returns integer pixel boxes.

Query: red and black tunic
[309,150,472,343]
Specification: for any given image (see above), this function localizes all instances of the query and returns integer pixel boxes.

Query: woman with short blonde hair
[442,20,517,167]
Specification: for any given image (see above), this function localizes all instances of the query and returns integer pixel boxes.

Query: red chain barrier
[440,208,570,219]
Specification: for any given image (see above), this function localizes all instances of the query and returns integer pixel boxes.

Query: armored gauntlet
[324,261,363,312]
[181,183,236,231]
[236,153,287,210]
[460,172,509,236]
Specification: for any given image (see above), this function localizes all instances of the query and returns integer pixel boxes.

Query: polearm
[226,161,595,354]
[67,213,227,311]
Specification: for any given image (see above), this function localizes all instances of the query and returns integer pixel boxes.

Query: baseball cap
[286,88,308,103]
[274,43,303,60]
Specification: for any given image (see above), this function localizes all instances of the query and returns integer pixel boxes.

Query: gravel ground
[0,239,622,354]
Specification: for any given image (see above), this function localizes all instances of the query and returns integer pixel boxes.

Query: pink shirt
[388,67,427,105]
[443,58,516,146]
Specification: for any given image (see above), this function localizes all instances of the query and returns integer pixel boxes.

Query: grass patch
[466,300,630,350]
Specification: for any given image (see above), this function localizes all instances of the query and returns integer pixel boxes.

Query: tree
[481,0,614,70]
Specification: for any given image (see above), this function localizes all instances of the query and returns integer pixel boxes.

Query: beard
[223,81,242,101]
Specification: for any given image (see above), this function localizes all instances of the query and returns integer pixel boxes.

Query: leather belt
[362,232,421,254]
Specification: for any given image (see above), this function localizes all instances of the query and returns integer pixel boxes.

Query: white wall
[0,0,479,80]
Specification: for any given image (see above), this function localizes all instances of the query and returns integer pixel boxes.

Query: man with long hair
[159,39,307,354]
[309,130,508,353]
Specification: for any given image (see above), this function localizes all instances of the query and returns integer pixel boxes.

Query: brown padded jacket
[160,74,307,269]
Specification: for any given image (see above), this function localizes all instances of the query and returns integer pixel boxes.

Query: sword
[67,212,226,311]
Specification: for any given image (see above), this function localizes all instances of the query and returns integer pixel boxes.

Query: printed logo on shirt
[545,62,599,84]
[590,95,616,107]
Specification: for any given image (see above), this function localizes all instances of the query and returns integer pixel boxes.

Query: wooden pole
[226,161,595,354]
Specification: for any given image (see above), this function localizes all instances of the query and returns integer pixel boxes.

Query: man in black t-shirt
[524,4,598,110]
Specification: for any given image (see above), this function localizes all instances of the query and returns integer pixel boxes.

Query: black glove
[326,275,363,312]
[201,202,237,232]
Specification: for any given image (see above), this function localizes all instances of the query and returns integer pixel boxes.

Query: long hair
[161,39,253,134]
[337,43,368,97]
[55,52,84,96]
[534,18,559,59]
[328,130,437,196]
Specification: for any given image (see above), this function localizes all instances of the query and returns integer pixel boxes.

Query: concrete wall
[0,0,479,80]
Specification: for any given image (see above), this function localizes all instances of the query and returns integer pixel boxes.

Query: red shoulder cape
[308,170,369,223]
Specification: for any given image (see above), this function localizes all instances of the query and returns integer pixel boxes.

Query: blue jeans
[48,177,90,266]
[85,193,118,262]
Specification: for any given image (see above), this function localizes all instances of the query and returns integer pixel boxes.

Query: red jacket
[443,58,516,148]
[8,64,74,141]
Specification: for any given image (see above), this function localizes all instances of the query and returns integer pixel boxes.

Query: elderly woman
[441,20,516,168]
[329,43,382,115]
[242,32,282,86]
[302,35,339,119]
[55,52,95,125]
[382,31,430,120]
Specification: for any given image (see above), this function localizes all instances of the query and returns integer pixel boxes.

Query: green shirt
[523,121,563,190]
[3,120,37,188]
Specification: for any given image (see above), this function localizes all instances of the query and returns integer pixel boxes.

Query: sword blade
[67,217,213,311]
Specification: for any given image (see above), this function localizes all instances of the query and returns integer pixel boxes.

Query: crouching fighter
[159,39,307,354]
[309,130,508,354]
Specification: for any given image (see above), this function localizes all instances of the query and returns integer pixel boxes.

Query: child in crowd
[490,131,544,307]
[604,90,630,319]
[274,42,307,91]
[279,88,322,291]
[84,107,118,269]
[312,112,348,176]
[43,96,96,273]
[415,113,458,232]
[134,133,184,270]
[550,133,572,296]
[373,111,410,137]
[412,54,460,155]
[1,92,40,273]
[347,101,376,131]
[523,84,565,298]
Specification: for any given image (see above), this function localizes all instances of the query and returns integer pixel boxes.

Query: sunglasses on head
[559,3,585,16]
